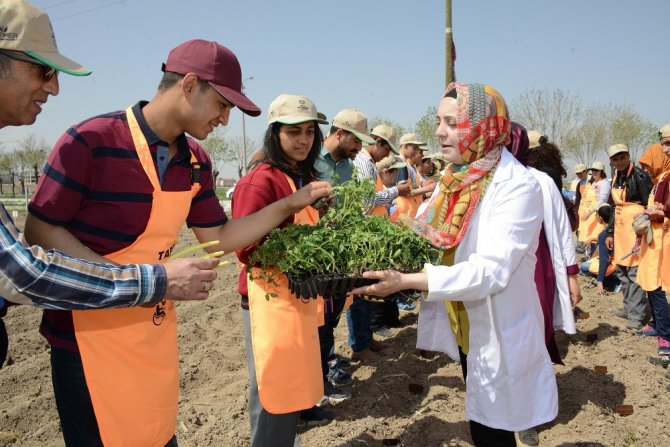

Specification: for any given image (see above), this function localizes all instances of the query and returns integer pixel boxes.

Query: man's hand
[283,181,332,214]
[605,236,614,251]
[396,182,411,196]
[164,258,219,301]
[645,208,665,223]
[595,282,605,295]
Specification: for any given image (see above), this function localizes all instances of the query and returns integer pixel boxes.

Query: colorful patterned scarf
[412,83,511,249]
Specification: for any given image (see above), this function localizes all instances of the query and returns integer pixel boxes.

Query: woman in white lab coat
[352,83,558,446]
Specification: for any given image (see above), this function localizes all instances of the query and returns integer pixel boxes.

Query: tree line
[0,134,49,197]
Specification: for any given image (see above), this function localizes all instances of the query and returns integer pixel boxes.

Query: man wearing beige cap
[346,124,408,361]
[22,38,331,446]
[571,163,589,207]
[316,108,374,185]
[0,0,226,370]
[605,143,653,330]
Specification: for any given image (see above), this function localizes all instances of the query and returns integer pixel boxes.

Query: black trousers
[459,347,517,447]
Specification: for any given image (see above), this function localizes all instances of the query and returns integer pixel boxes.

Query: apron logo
[153,300,167,325]
[158,244,176,261]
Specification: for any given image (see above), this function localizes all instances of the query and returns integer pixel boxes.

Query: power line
[42,0,78,10]
[51,0,127,21]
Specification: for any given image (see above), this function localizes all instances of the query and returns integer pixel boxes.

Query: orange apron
[369,175,389,216]
[611,166,644,267]
[390,163,422,222]
[71,107,200,446]
[639,171,669,291]
[577,184,603,243]
[662,217,670,292]
[247,175,324,414]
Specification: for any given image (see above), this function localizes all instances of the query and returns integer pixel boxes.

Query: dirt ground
[1,222,669,447]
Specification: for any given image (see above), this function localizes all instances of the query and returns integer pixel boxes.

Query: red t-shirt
[232,163,299,305]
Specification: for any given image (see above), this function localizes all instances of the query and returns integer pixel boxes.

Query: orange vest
[638,171,669,291]
[577,184,604,243]
[611,165,644,267]
[369,175,389,216]
[247,175,323,414]
[71,107,200,446]
[390,162,422,222]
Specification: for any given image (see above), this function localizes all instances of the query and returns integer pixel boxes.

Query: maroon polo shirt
[232,163,299,308]
[31,101,228,351]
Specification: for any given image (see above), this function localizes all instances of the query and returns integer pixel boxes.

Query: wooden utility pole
[445,0,455,87]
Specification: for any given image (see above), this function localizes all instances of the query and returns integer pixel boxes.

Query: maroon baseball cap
[162,39,261,117]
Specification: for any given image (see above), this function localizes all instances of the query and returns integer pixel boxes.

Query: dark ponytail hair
[259,122,323,184]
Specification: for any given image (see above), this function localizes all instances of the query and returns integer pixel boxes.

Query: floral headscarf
[412,83,511,248]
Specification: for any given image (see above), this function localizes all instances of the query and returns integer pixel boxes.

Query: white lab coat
[530,168,577,335]
[417,149,558,431]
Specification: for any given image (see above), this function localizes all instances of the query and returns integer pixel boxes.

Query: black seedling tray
[286,273,378,300]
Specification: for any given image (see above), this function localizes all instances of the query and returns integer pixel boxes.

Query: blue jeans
[648,288,670,341]
[318,295,347,377]
[346,297,373,352]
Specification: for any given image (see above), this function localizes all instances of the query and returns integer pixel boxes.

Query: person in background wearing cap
[571,163,589,208]
[605,143,653,331]
[316,109,373,186]
[233,94,338,446]
[345,124,408,362]
[312,109,373,396]
[633,143,670,356]
[352,83,557,447]
[390,133,435,223]
[577,161,610,258]
[0,0,221,367]
[23,40,331,447]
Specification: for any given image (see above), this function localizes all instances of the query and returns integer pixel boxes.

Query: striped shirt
[0,202,166,310]
[29,101,227,350]
[353,150,400,206]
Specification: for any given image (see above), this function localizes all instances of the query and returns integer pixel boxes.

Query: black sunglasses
[0,50,58,82]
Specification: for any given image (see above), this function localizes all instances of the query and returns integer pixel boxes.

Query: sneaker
[636,324,658,337]
[649,355,670,368]
[658,337,670,356]
[626,320,643,330]
[327,366,353,387]
[397,300,417,312]
[518,428,539,446]
[322,382,351,406]
[327,356,352,371]
[298,406,335,427]
[373,327,393,338]
[612,283,622,293]
[611,308,627,319]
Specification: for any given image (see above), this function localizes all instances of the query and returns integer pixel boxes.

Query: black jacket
[606,164,652,234]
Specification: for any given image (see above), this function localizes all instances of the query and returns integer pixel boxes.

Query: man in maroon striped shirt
[24,39,331,446]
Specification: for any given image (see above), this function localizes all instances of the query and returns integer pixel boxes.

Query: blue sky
[2,0,668,177]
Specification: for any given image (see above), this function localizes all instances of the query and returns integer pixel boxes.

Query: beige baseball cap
[0,0,91,76]
[573,163,587,174]
[399,133,426,146]
[607,143,629,158]
[659,122,670,140]
[267,94,328,125]
[528,130,543,149]
[370,124,398,154]
[589,161,605,171]
[389,161,407,170]
[332,109,374,144]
